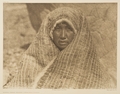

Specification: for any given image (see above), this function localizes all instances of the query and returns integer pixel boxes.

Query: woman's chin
[58,45,68,50]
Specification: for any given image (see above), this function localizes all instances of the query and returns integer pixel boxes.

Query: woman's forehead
[55,21,71,27]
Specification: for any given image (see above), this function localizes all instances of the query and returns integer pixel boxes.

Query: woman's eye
[67,28,71,31]
[56,28,61,31]
[66,26,73,30]
[56,28,60,30]
[54,28,61,33]
[55,26,61,29]
[66,28,73,33]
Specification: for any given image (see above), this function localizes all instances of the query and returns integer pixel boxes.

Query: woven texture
[5,7,114,89]
[35,8,113,89]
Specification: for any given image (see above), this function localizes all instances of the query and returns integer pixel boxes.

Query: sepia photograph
[3,3,117,90]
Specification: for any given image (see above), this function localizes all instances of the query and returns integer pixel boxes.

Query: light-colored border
[1,0,120,94]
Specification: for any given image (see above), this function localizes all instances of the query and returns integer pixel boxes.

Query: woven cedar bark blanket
[4,7,115,89]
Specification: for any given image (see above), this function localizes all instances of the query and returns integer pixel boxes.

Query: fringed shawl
[5,7,114,89]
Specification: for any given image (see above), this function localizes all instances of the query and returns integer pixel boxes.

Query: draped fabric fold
[4,7,115,89]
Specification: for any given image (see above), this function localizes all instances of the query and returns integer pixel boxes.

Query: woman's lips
[58,41,68,45]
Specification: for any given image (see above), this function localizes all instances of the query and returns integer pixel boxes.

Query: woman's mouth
[58,41,68,45]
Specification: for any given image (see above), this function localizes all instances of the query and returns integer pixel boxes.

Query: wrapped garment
[4,7,116,89]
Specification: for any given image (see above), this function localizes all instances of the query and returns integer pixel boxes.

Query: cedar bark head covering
[34,7,115,89]
[5,7,115,89]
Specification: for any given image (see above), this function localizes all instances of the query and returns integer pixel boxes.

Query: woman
[4,7,115,89]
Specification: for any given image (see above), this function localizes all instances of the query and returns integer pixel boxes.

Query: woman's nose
[60,29,66,39]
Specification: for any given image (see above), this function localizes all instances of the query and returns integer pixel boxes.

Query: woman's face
[53,21,75,50]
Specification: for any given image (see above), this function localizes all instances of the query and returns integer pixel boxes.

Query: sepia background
[3,3,117,85]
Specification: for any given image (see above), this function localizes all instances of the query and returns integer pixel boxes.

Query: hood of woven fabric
[5,7,114,89]
[35,7,114,89]
[5,7,82,88]
[25,7,83,65]
[49,18,77,39]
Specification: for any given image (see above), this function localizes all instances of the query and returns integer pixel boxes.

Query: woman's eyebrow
[66,24,74,30]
